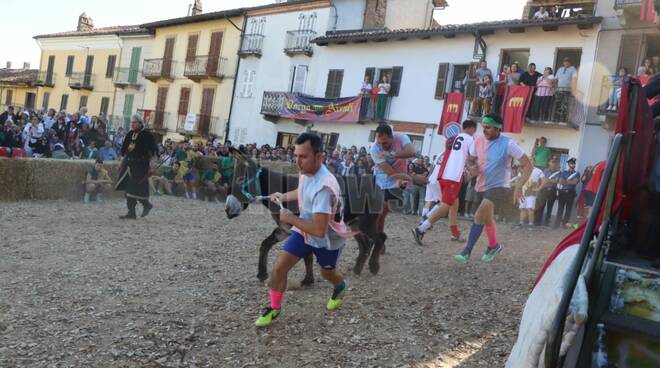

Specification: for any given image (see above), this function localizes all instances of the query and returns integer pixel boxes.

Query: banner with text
[438,93,465,134]
[278,94,362,122]
[501,85,534,134]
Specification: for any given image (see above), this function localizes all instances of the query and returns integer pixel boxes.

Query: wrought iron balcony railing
[239,34,265,57]
[184,55,228,82]
[284,30,316,56]
[614,0,642,9]
[136,109,170,131]
[113,67,142,89]
[176,113,219,137]
[68,72,94,90]
[143,58,176,81]
[33,71,56,87]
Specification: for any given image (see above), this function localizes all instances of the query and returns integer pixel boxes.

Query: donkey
[224,148,390,285]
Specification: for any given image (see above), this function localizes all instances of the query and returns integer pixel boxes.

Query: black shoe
[119,213,137,220]
[411,227,425,246]
[141,203,153,218]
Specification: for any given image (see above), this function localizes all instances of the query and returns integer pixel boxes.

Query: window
[449,64,469,93]
[554,48,582,72]
[100,97,110,117]
[186,34,198,62]
[240,70,256,98]
[325,69,344,98]
[5,89,12,105]
[499,49,530,73]
[389,66,403,96]
[60,94,69,111]
[434,63,449,100]
[46,56,55,81]
[408,134,424,154]
[248,17,266,35]
[290,65,308,93]
[79,95,88,110]
[25,93,36,109]
[616,34,660,75]
[106,55,117,78]
[367,66,403,96]
[276,132,299,148]
[65,55,74,76]
[42,92,50,110]
[178,87,191,115]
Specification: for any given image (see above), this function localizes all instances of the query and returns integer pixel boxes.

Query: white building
[108,32,154,132]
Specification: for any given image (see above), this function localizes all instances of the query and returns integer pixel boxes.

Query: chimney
[192,0,203,16]
[23,62,30,70]
[77,12,94,32]
[364,0,387,29]
[6,61,11,69]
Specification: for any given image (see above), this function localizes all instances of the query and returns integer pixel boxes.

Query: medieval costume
[116,124,158,219]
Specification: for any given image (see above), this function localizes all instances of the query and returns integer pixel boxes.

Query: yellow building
[140,8,245,142]
[0,65,39,114]
[33,13,151,120]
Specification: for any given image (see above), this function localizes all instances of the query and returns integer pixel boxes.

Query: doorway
[500,49,530,72]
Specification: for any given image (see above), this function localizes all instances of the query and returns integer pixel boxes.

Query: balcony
[239,34,265,58]
[68,72,94,90]
[358,95,392,123]
[106,115,131,133]
[113,68,142,89]
[136,109,170,132]
[467,89,584,129]
[143,59,176,82]
[614,0,642,9]
[284,30,316,57]
[184,55,228,82]
[176,114,219,137]
[33,71,56,87]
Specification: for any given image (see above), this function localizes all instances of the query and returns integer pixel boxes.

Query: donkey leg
[369,232,387,275]
[353,233,370,275]
[301,254,315,286]
[257,227,288,281]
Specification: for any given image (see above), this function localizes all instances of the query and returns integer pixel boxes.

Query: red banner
[438,93,465,134]
[501,85,534,134]
[641,0,655,22]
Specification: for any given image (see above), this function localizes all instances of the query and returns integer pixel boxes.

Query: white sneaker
[96,194,104,203]
[83,193,90,204]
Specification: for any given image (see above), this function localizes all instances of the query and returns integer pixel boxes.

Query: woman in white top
[375,74,391,121]
[359,76,373,120]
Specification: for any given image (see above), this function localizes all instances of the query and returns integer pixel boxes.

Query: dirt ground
[0,197,569,368]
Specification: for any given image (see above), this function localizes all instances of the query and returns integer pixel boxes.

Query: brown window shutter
[389,66,403,96]
[434,63,449,100]
[364,67,375,85]
[178,87,191,115]
[465,62,479,100]
[617,34,644,76]
[186,35,198,62]
[325,69,344,98]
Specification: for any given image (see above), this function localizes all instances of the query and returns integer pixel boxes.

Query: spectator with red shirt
[582,160,606,218]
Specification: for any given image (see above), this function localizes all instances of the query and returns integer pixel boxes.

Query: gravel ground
[0,197,569,368]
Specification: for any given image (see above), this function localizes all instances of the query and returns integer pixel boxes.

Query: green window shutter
[123,95,134,117]
[128,47,142,83]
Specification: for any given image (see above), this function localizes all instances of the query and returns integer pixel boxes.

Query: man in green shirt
[84,159,112,203]
[531,137,551,169]
[219,149,234,192]
[201,162,224,202]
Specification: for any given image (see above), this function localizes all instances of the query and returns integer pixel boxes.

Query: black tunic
[115,129,158,200]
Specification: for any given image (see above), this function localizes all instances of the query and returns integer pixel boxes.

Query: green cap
[482,116,503,129]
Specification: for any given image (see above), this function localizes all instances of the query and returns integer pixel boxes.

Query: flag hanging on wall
[438,92,465,134]
[640,0,655,22]
[501,85,534,133]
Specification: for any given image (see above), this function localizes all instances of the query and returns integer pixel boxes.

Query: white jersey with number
[439,133,474,182]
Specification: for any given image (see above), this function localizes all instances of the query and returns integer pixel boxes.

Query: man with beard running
[412,120,477,244]
[454,113,533,263]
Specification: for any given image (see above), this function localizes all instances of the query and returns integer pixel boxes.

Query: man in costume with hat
[116,114,158,219]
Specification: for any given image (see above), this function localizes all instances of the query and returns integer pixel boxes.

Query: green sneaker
[255,307,280,327]
[327,283,347,311]
[481,244,503,262]
[453,251,470,264]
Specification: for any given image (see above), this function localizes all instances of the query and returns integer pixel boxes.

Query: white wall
[332,0,365,31]
[385,0,433,29]
[112,35,153,119]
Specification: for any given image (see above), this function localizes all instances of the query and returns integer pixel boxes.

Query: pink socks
[269,289,284,310]
[484,223,498,249]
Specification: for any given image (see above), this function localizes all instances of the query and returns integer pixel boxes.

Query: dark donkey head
[225,147,262,219]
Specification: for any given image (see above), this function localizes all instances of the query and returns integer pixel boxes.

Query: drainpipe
[224,14,247,144]
[330,1,338,32]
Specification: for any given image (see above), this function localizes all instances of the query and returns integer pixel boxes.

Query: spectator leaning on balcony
[607,67,628,112]
[533,6,550,20]
[551,5,562,18]
[530,67,556,121]
[519,63,542,87]
[554,57,578,122]
[472,74,494,117]
[507,63,522,86]
[376,74,391,122]
[637,66,650,86]
[476,59,493,82]
[360,75,373,119]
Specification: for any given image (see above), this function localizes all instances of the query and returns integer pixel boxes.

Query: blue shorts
[183,171,195,182]
[283,232,341,270]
